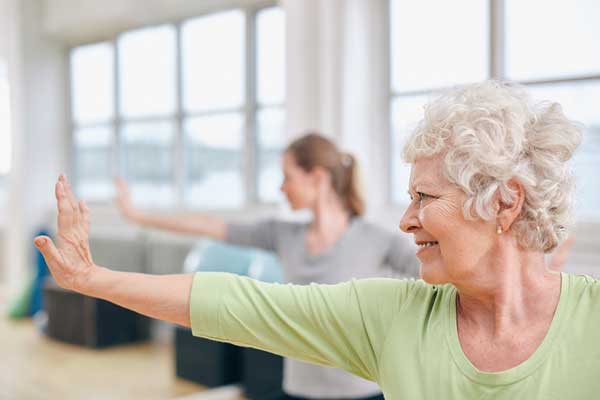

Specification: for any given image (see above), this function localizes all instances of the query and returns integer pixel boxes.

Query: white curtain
[283,0,389,210]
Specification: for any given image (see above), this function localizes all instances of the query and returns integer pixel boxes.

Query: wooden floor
[0,309,207,400]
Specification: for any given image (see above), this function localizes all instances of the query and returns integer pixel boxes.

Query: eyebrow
[408,181,437,192]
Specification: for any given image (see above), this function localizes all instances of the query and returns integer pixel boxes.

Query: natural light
[0,61,11,175]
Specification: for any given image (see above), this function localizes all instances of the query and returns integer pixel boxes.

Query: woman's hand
[114,177,142,222]
[34,175,98,293]
[113,176,227,239]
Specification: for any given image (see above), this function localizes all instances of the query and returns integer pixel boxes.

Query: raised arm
[115,178,226,239]
[35,175,194,327]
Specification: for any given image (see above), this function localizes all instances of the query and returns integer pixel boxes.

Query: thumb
[34,235,61,267]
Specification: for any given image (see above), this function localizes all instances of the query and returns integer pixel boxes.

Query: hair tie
[341,153,352,168]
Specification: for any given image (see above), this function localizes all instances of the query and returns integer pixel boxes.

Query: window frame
[68,0,283,211]
[387,0,600,223]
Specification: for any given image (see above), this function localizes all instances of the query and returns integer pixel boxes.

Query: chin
[420,263,449,285]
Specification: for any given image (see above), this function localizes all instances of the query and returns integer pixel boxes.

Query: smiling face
[399,156,499,285]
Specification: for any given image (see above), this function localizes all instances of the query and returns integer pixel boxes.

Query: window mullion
[67,50,76,190]
[113,38,122,182]
[490,0,505,80]
[174,24,185,209]
[245,9,258,206]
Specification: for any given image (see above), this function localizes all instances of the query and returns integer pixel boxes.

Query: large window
[389,0,489,204]
[505,0,600,220]
[70,5,285,209]
[389,0,600,220]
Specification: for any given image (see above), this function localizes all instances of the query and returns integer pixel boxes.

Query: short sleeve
[189,272,410,382]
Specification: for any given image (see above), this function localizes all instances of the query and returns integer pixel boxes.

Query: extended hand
[34,175,97,292]
[114,177,140,221]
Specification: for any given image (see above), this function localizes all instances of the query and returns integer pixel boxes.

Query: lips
[416,240,438,247]
[415,240,439,255]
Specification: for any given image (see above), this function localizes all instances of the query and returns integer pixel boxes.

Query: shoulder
[352,278,447,308]
[568,273,600,301]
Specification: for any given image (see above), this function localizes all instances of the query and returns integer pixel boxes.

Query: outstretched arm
[35,175,401,382]
[115,178,226,239]
[35,175,193,327]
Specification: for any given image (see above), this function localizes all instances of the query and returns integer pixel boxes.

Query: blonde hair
[402,81,582,252]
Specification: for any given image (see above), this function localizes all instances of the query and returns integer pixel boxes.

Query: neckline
[444,272,570,386]
[303,217,362,260]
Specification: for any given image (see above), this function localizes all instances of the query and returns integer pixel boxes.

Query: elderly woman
[35,81,598,398]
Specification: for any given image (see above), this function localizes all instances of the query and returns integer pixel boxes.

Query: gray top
[226,217,420,398]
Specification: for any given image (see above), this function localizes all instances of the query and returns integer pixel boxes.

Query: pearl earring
[497,225,503,235]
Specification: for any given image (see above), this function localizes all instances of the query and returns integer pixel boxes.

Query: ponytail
[340,153,365,216]
[286,133,365,216]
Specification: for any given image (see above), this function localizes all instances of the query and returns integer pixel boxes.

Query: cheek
[287,181,312,202]
[419,199,461,236]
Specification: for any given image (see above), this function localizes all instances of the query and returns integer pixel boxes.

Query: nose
[399,201,420,233]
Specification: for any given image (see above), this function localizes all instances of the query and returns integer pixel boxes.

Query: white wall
[0,0,11,209]
[0,0,9,282]
[2,0,67,291]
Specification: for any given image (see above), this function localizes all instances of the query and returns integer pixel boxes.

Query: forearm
[131,211,227,240]
[81,266,194,327]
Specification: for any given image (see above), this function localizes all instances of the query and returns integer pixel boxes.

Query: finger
[79,200,90,234]
[116,177,130,198]
[61,175,82,231]
[34,236,64,271]
[56,180,74,234]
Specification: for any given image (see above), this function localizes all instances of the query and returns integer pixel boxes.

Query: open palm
[34,175,96,292]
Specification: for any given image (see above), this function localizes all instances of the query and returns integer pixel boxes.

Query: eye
[408,191,436,204]
[416,192,435,207]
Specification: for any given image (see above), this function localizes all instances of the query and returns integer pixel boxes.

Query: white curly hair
[402,81,583,253]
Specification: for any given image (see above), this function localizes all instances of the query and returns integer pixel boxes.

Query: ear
[311,166,331,188]
[496,179,525,232]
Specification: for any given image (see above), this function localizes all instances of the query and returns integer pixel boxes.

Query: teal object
[30,229,51,315]
[7,278,34,319]
[184,240,283,283]
[8,228,52,319]
[248,252,283,283]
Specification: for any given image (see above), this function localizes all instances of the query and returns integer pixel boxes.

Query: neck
[310,191,351,236]
[454,240,561,338]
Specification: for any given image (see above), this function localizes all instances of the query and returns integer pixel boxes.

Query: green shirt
[190,272,600,399]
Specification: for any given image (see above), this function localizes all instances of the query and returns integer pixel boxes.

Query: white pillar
[282,0,321,139]
[340,0,389,211]
[4,0,68,292]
